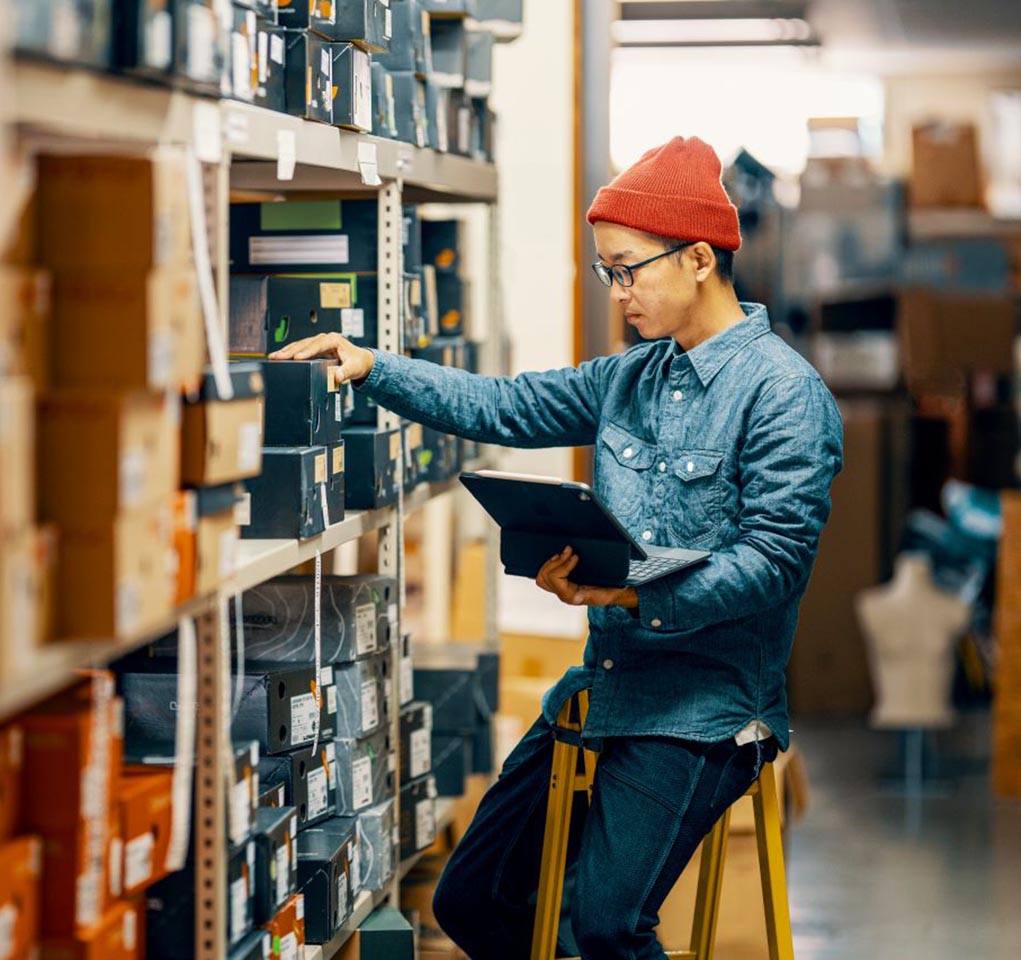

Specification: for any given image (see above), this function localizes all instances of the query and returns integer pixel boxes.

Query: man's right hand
[267,333,375,384]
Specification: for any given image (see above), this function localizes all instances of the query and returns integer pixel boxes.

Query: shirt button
[672,390,683,401]
[686,461,695,473]
[641,530,652,541]
[651,619,662,628]
[602,659,614,670]
[658,461,667,472]
[623,447,633,459]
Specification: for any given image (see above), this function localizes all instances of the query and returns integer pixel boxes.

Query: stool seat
[531,692,795,960]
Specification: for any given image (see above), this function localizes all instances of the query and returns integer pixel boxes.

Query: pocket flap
[600,422,655,469]
[675,451,724,481]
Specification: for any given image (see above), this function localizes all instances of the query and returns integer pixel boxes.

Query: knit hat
[586,136,742,251]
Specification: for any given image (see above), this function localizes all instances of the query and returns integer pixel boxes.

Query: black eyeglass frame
[591,242,693,288]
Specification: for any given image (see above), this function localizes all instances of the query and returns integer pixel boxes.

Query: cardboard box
[51,267,204,392]
[195,483,243,594]
[390,70,428,148]
[910,122,984,208]
[464,28,493,98]
[340,426,401,509]
[230,929,274,960]
[229,5,260,103]
[255,21,288,113]
[174,0,230,95]
[181,364,265,485]
[329,0,391,53]
[14,0,113,67]
[114,768,175,897]
[334,725,395,816]
[352,797,397,891]
[259,743,338,831]
[172,490,198,604]
[39,896,144,960]
[400,702,433,781]
[283,29,333,124]
[0,835,42,959]
[296,820,356,941]
[330,43,373,132]
[57,503,174,638]
[423,0,477,15]
[403,420,428,491]
[332,651,389,739]
[253,806,299,924]
[39,390,180,525]
[261,359,344,447]
[234,572,396,664]
[399,773,437,858]
[230,200,380,274]
[432,734,468,797]
[239,445,329,540]
[37,153,190,269]
[898,290,1017,390]
[0,266,50,388]
[435,273,463,335]
[372,62,398,138]
[0,526,56,677]
[358,906,414,959]
[261,892,306,959]
[474,0,522,40]
[0,376,34,534]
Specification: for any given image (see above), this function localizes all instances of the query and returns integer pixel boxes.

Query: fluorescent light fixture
[612,17,817,46]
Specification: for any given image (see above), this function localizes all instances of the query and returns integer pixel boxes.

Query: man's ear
[691,242,716,283]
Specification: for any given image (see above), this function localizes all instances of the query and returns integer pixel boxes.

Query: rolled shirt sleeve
[636,375,844,634]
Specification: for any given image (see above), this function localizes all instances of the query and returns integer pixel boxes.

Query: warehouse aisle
[788,715,1021,960]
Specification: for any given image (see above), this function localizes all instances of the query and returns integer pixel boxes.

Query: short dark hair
[647,233,735,283]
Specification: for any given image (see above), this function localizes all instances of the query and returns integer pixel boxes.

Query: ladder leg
[752,763,795,960]
[688,807,731,960]
[531,707,581,960]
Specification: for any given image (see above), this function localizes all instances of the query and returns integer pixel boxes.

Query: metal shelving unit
[5,51,504,960]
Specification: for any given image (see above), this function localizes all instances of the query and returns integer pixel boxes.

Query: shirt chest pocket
[669,449,725,545]
[598,422,655,520]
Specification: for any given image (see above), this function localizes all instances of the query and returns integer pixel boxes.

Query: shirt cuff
[636,578,675,631]
[353,347,387,392]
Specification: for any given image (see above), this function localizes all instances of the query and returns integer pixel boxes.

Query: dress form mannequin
[855,553,971,729]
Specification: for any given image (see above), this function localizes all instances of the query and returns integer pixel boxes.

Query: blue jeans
[432,715,779,959]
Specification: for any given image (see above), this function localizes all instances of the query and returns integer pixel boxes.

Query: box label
[332,445,345,476]
[314,453,327,485]
[249,235,349,266]
[230,777,252,843]
[258,30,268,83]
[123,907,138,950]
[355,603,377,656]
[335,392,344,422]
[235,492,252,527]
[360,680,378,733]
[275,842,289,906]
[116,580,142,636]
[307,766,329,820]
[389,431,401,462]
[125,832,155,891]
[352,756,373,810]
[280,932,298,960]
[119,448,146,508]
[290,693,318,746]
[148,328,174,388]
[415,798,436,852]
[400,655,414,705]
[76,870,101,928]
[238,421,262,473]
[351,838,361,891]
[219,528,238,578]
[296,893,305,920]
[327,684,337,716]
[270,33,284,65]
[410,728,431,779]
[337,869,348,918]
[230,875,247,944]
[341,308,365,338]
[320,282,352,309]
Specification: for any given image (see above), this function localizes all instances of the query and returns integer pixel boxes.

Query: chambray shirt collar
[674,302,771,388]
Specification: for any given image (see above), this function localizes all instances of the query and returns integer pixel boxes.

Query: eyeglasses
[591,243,692,288]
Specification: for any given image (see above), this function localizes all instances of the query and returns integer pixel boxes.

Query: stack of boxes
[33,152,215,641]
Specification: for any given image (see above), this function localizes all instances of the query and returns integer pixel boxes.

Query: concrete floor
[788,712,1021,960]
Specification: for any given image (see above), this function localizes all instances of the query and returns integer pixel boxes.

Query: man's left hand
[535,546,639,609]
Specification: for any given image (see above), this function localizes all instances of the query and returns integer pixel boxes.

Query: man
[271,136,843,958]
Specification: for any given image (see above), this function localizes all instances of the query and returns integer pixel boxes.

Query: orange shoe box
[263,892,306,959]
[115,769,174,897]
[0,835,42,958]
[40,897,144,960]
[0,724,23,842]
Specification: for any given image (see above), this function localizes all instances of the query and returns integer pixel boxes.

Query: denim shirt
[357,303,844,750]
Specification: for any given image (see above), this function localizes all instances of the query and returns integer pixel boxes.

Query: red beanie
[586,136,742,251]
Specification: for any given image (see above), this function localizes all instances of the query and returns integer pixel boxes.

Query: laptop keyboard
[626,554,692,583]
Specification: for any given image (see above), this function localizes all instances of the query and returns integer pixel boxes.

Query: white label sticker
[116,580,141,636]
[280,932,298,960]
[123,906,137,950]
[341,308,365,339]
[321,666,334,686]
[387,751,396,773]
[270,33,284,65]
[400,655,414,705]
[415,798,436,852]
[230,875,247,944]
[148,327,173,388]
[108,836,123,898]
[321,48,330,75]
[258,30,268,83]
[361,680,379,733]
[76,871,101,928]
[296,893,305,920]
[327,685,337,715]
[337,869,349,918]
[147,10,173,69]
[124,833,154,891]
[276,129,296,182]
[238,421,262,472]
[307,766,329,820]
[335,392,344,421]
[230,777,252,843]
[355,604,377,656]
[410,728,431,779]
[385,8,392,38]
[119,448,146,507]
[219,528,238,578]
[275,842,289,905]
[352,756,373,809]
[232,33,252,100]
[320,482,330,528]
[235,492,252,527]
[290,693,318,746]
[387,602,399,631]
[192,98,223,164]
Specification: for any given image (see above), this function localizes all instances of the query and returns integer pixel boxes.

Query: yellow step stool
[531,692,795,960]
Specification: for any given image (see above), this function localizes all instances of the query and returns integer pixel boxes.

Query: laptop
[459,469,710,588]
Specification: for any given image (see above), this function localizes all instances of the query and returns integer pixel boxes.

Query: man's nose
[611,283,630,305]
